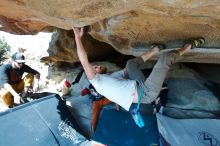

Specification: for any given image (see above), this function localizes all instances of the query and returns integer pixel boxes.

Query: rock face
[1,0,220,63]
[40,28,117,64]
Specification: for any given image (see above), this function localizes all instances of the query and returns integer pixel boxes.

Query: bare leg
[140,44,194,103]
[126,46,160,83]
[178,43,192,56]
[178,38,205,56]
[141,46,160,62]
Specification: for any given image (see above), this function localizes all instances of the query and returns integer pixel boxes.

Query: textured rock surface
[40,28,117,64]
[90,11,220,54]
[164,63,220,118]
[1,0,220,63]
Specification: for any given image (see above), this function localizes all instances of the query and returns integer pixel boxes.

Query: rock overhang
[1,0,220,63]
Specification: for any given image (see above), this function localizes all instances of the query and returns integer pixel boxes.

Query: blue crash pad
[92,104,160,146]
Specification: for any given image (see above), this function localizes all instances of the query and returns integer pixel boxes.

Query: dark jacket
[0,63,39,87]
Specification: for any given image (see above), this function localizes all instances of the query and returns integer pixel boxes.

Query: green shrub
[0,37,11,64]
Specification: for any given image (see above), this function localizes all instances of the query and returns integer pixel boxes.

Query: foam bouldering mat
[0,94,90,146]
[92,105,160,146]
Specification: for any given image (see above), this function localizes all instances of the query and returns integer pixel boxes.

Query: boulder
[1,0,220,63]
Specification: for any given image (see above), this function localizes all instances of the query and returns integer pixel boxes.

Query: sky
[0,31,52,55]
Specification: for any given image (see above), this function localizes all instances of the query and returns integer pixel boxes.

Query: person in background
[0,52,40,108]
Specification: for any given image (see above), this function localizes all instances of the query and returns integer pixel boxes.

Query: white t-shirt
[89,70,137,111]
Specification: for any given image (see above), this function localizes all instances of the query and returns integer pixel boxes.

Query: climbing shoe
[191,38,205,48]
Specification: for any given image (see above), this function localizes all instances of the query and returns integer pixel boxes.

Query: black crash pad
[0,94,89,146]
[92,105,160,146]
